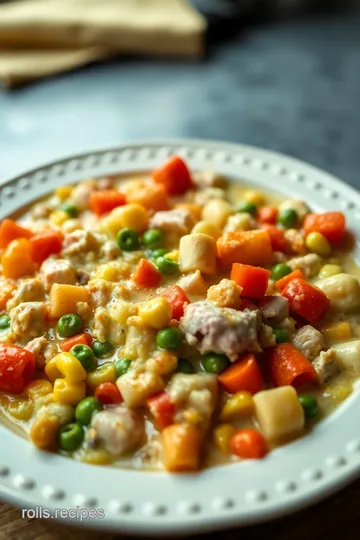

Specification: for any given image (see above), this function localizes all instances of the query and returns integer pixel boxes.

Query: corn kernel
[99,203,148,236]
[55,352,87,383]
[50,210,69,226]
[26,380,53,401]
[138,297,172,330]
[243,190,265,206]
[53,379,86,405]
[45,357,63,381]
[87,363,117,390]
[7,398,34,421]
[305,232,331,257]
[191,220,222,240]
[319,264,342,278]
[78,448,112,465]
[213,424,237,453]
[55,186,74,201]
[165,250,179,262]
[322,321,352,344]
[220,391,254,421]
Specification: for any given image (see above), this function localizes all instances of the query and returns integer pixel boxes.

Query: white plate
[1,140,360,535]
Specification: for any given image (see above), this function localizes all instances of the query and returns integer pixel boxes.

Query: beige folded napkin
[0,0,206,87]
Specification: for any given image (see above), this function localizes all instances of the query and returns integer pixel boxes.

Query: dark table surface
[1,7,360,540]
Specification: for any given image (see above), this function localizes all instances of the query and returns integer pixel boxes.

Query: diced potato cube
[49,284,90,318]
[179,233,217,274]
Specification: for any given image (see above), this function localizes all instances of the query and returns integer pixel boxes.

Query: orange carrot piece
[157,285,190,320]
[60,333,92,352]
[0,219,33,249]
[29,230,63,264]
[147,392,175,430]
[217,230,273,267]
[282,278,330,323]
[230,263,270,298]
[126,182,170,211]
[1,238,36,279]
[90,190,126,216]
[258,207,278,225]
[218,353,264,394]
[161,424,202,472]
[260,224,286,252]
[132,258,162,287]
[303,211,345,244]
[153,156,193,196]
[275,269,304,291]
[266,342,318,388]
[230,429,268,459]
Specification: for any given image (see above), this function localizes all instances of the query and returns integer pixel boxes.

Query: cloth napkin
[0,0,207,87]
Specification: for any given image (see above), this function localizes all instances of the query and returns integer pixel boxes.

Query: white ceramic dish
[1,140,360,535]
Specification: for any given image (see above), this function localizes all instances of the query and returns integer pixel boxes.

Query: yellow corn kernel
[243,189,265,206]
[55,352,87,383]
[319,264,342,278]
[220,391,254,422]
[7,398,34,421]
[322,321,352,344]
[165,250,179,262]
[99,203,148,236]
[78,448,112,465]
[213,424,236,453]
[138,297,172,330]
[53,379,86,405]
[305,232,331,256]
[26,380,53,401]
[55,186,74,201]
[45,357,63,382]
[191,220,222,240]
[30,414,61,450]
[50,210,69,226]
[87,363,117,390]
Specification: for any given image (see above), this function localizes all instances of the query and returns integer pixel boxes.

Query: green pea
[92,340,115,359]
[201,353,229,374]
[70,344,97,372]
[272,328,289,343]
[60,203,78,218]
[156,327,182,350]
[237,201,257,216]
[148,248,169,260]
[298,394,319,419]
[142,229,163,249]
[154,256,178,276]
[115,357,132,377]
[278,208,298,229]
[116,228,140,251]
[58,423,84,452]
[0,314,11,330]
[75,397,102,426]
[176,358,194,374]
[270,263,292,281]
[57,314,83,338]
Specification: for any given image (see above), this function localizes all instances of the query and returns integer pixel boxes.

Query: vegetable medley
[0,155,359,471]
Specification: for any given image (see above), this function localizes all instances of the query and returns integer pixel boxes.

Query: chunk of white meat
[316,274,360,313]
[6,278,45,311]
[180,301,261,361]
[192,171,227,189]
[284,229,307,255]
[191,187,226,205]
[93,307,125,346]
[149,209,195,236]
[331,340,360,375]
[90,405,145,456]
[207,278,242,309]
[179,233,217,274]
[169,373,218,430]
[10,302,47,340]
[87,279,114,309]
[99,240,121,261]
[117,367,164,408]
[288,253,322,278]
[121,320,156,361]
[259,296,289,322]
[31,201,54,220]
[291,325,325,361]
[258,324,276,349]
[62,230,99,256]
[24,336,49,368]
[40,259,76,291]
[254,386,305,441]
[177,270,208,297]
[69,179,97,211]
[279,199,309,222]
[312,349,339,382]
[223,212,257,233]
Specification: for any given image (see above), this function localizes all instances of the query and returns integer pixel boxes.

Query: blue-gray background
[0,8,359,188]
